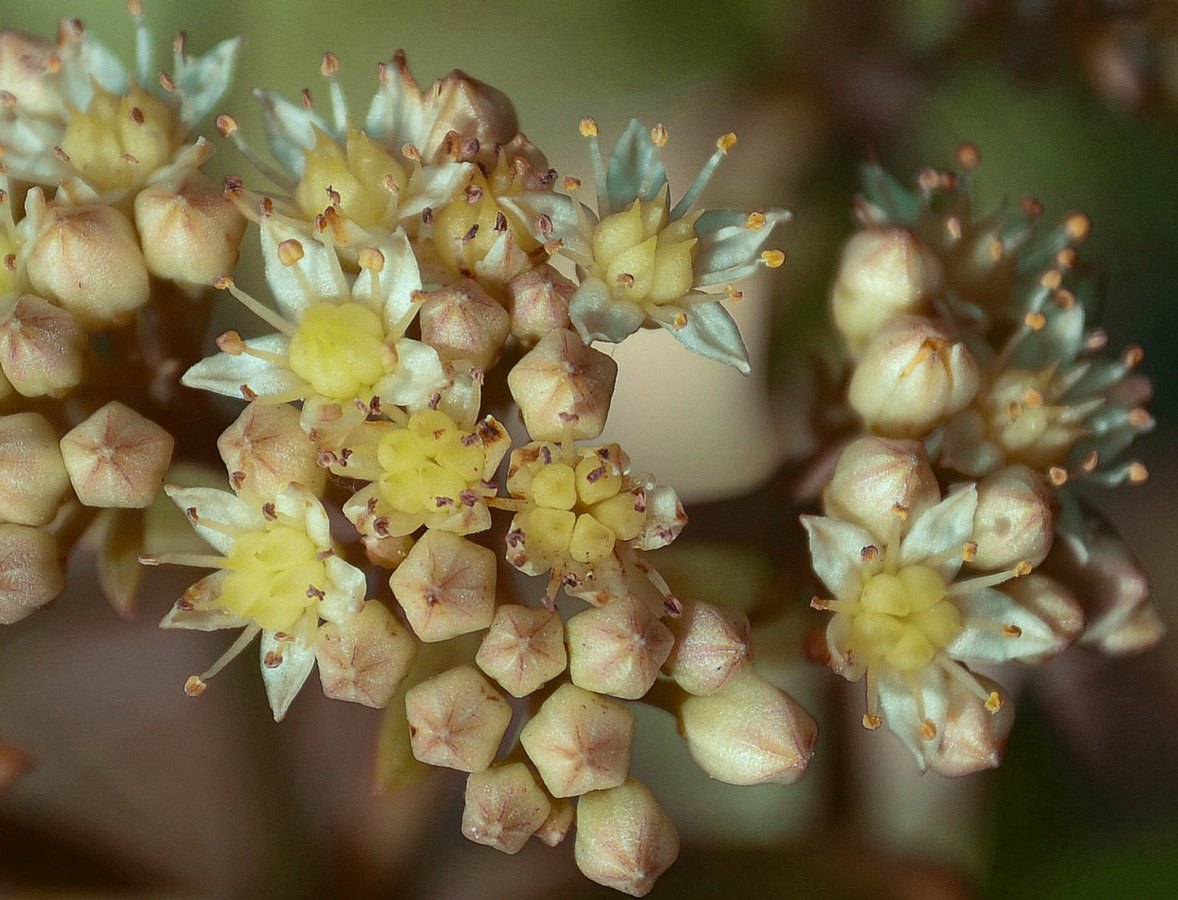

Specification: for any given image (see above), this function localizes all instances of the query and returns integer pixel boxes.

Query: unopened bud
[520,683,633,797]
[389,531,496,642]
[930,673,1016,777]
[316,600,418,708]
[533,796,574,847]
[475,604,567,697]
[425,70,524,163]
[361,533,415,569]
[419,279,510,369]
[461,762,552,854]
[998,574,1083,663]
[404,665,512,772]
[0,30,61,117]
[663,600,751,696]
[218,403,326,502]
[0,412,70,526]
[507,329,617,441]
[574,779,679,897]
[822,436,940,538]
[970,465,1054,570]
[0,294,86,398]
[505,265,574,345]
[0,524,64,624]
[567,595,674,700]
[59,402,173,508]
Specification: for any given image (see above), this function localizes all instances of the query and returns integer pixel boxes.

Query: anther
[130,106,145,125]
[358,247,385,271]
[746,211,767,230]
[955,142,981,170]
[862,714,882,730]
[1065,213,1091,242]
[564,176,582,191]
[1048,466,1068,486]
[216,330,246,355]
[1081,450,1100,472]
[985,691,1003,713]
[650,123,668,147]
[320,51,340,77]
[300,89,313,110]
[1024,311,1046,331]
[761,250,785,268]
[579,117,599,137]
[1002,624,1023,637]
[184,675,207,696]
[920,719,938,741]
[1128,462,1149,484]
[216,114,238,137]
[717,132,737,153]
[159,71,175,93]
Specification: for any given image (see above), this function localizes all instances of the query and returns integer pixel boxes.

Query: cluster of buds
[807,144,1161,772]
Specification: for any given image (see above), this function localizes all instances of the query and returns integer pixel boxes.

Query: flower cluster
[808,145,1161,771]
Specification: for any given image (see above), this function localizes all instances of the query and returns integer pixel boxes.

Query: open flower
[149,482,366,720]
[502,119,788,373]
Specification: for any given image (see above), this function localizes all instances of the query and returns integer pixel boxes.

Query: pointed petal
[693,207,789,286]
[175,37,243,125]
[253,88,329,178]
[568,277,644,344]
[261,220,347,318]
[398,162,473,219]
[181,334,302,401]
[377,339,445,409]
[261,614,317,721]
[802,515,876,600]
[635,485,686,550]
[947,587,1072,663]
[606,119,667,211]
[321,555,367,624]
[877,665,949,772]
[900,485,977,575]
[163,485,261,554]
[648,299,751,374]
[498,191,593,258]
[352,229,422,333]
[364,53,428,149]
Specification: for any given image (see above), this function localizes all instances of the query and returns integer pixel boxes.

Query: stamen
[127,0,152,87]
[214,276,295,335]
[139,552,229,569]
[579,117,608,215]
[670,131,736,220]
[186,624,263,695]
[320,52,349,134]
[947,560,1032,597]
[216,114,296,190]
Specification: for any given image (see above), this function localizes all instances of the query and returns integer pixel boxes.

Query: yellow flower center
[295,126,408,229]
[590,197,697,305]
[433,162,540,278]
[221,523,327,631]
[846,565,962,673]
[287,301,392,402]
[517,451,646,566]
[59,83,178,192]
[983,368,1084,469]
[376,410,488,515]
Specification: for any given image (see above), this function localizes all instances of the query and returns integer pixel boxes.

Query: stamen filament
[222,281,295,335]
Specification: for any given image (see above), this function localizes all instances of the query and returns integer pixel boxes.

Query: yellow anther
[745,211,767,230]
[358,247,385,272]
[1040,269,1063,290]
[761,249,785,268]
[717,132,737,153]
[1081,450,1100,472]
[962,542,977,562]
[1014,560,1033,577]
[1048,466,1068,487]
[1065,213,1091,242]
[184,675,206,697]
[919,719,937,741]
[1002,624,1023,637]
[862,713,882,730]
[955,142,981,170]
[1128,462,1149,484]
[985,691,1003,713]
[1024,311,1046,331]
[579,117,599,138]
[650,123,668,147]
[563,176,582,191]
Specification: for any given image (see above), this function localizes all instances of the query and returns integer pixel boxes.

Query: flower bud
[134,167,247,287]
[507,328,617,441]
[26,204,150,328]
[0,294,86,398]
[831,227,942,357]
[998,574,1083,663]
[0,524,64,624]
[218,403,326,502]
[929,674,1016,777]
[822,436,940,538]
[663,599,752,696]
[678,670,817,785]
[520,683,633,797]
[574,779,679,897]
[505,265,574,345]
[316,600,418,708]
[0,412,70,526]
[533,797,574,847]
[419,279,510,370]
[389,531,496,642]
[425,70,524,162]
[567,595,674,700]
[461,762,552,855]
[0,29,59,117]
[404,665,512,772]
[475,604,567,697]
[59,402,173,508]
[848,315,980,438]
[969,466,1054,570]
[362,533,415,570]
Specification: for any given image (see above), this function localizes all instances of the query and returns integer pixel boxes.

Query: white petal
[261,220,348,318]
[398,162,473,219]
[694,208,790,286]
[801,515,876,601]
[947,587,1071,663]
[877,665,949,772]
[377,339,445,409]
[606,119,667,210]
[174,37,243,125]
[164,485,261,554]
[352,229,422,333]
[498,192,593,259]
[648,299,751,374]
[159,572,248,631]
[825,613,864,680]
[181,334,301,401]
[568,277,644,344]
[899,485,977,575]
[253,88,329,178]
[364,54,429,150]
[261,614,318,721]
[320,555,367,624]
[635,485,686,550]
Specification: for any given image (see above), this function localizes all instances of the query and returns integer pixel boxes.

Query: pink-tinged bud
[678,670,817,785]
[59,402,173,508]
[533,796,574,847]
[217,403,326,502]
[969,466,1054,570]
[362,533,415,570]
[419,279,510,370]
[0,523,64,624]
[505,265,574,345]
[574,779,679,898]
[567,595,674,700]
[134,167,247,287]
[404,665,512,772]
[663,599,752,696]
[389,531,496,642]
[520,683,633,798]
[0,294,86,398]
[822,436,940,538]
[848,315,980,438]
[475,604,567,698]
[26,204,150,328]
[831,227,942,357]
[0,29,59,117]
[426,70,526,163]
[461,762,552,855]
[998,574,1083,663]
[0,412,70,526]
[507,328,617,441]
[930,674,1015,777]
[316,600,418,708]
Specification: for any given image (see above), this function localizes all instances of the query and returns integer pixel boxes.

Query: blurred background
[1,0,1177,897]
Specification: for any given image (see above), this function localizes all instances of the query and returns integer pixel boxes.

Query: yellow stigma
[220,524,327,631]
[287,301,392,402]
[295,125,407,228]
[590,193,698,305]
[59,82,178,191]
[847,565,962,673]
[376,410,488,515]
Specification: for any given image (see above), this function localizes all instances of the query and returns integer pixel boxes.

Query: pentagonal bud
[506,265,574,345]
[663,600,752,696]
[678,670,817,785]
[567,595,674,700]
[574,779,679,898]
[848,315,980,438]
[218,402,326,502]
[0,523,64,624]
[316,600,418,708]
[475,604,567,697]
[930,673,1016,777]
[822,436,940,538]
[998,574,1083,664]
[0,294,86,398]
[507,328,617,441]
[404,665,511,772]
[0,412,70,526]
[520,683,633,798]
[831,226,942,358]
[134,167,247,287]
[533,796,575,847]
[362,533,415,570]
[425,70,523,162]
[59,402,173,508]
[461,762,552,855]
[969,465,1054,570]
[27,204,150,328]
[419,279,510,370]
[389,530,496,642]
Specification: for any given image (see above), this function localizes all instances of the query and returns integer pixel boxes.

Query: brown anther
[955,142,981,170]
[215,330,246,355]
[121,152,140,166]
[216,114,238,136]
[1040,269,1063,290]
[862,713,882,730]
[402,143,422,162]
[725,285,744,301]
[159,71,175,93]
[260,197,274,215]
[672,312,688,329]
[1002,624,1023,638]
[1128,462,1149,484]
[299,88,313,110]
[262,502,277,521]
[1056,248,1077,269]
[1129,408,1153,428]
[53,146,70,162]
[1123,345,1144,368]
[222,175,244,195]
[1081,450,1100,472]
[213,275,234,290]
[462,224,479,243]
[962,541,978,562]
[3,255,14,272]
[650,123,668,147]
[326,186,342,207]
[861,545,880,563]
[129,106,145,125]
[809,596,830,611]
[320,52,340,77]
[945,217,963,240]
[277,238,305,267]
[460,137,480,160]
[1055,289,1076,309]
[0,91,13,107]
[126,0,144,15]
[184,676,207,697]
[493,211,507,232]
[563,176,582,191]
[1021,197,1044,218]
[1048,466,1068,487]
[263,651,283,668]
[464,184,483,204]
[174,32,187,55]
[920,719,938,740]
[615,272,635,288]
[536,213,553,234]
